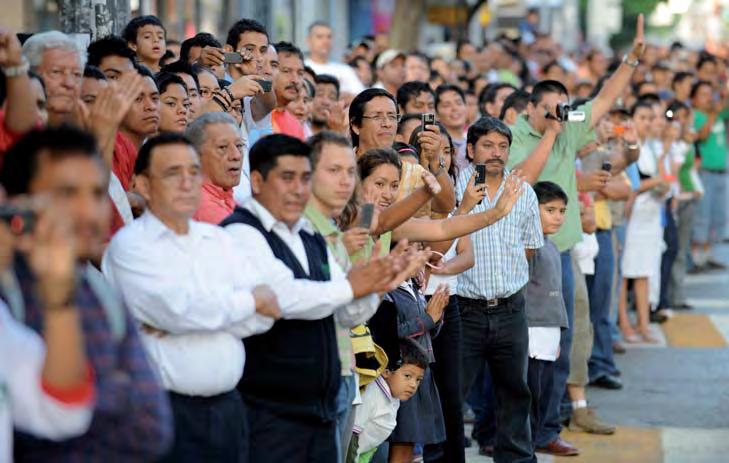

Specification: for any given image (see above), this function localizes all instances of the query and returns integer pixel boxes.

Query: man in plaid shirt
[0,126,172,461]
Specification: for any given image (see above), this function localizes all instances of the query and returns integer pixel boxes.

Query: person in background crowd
[22,30,84,127]
[288,78,315,138]
[397,80,435,115]
[123,15,166,73]
[305,21,365,98]
[181,32,224,79]
[691,79,729,270]
[155,71,190,134]
[186,112,243,224]
[479,83,517,118]
[86,35,136,81]
[499,90,530,125]
[271,41,306,139]
[1,125,172,460]
[311,74,346,135]
[349,55,374,88]
[193,64,220,104]
[671,71,693,104]
[405,52,430,83]
[165,39,180,60]
[374,50,406,96]
[395,114,423,145]
[435,84,468,170]
[161,60,202,122]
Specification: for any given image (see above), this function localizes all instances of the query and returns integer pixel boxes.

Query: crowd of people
[0,6,727,463]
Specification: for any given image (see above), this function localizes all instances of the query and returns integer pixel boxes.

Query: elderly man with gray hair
[187,112,244,224]
[22,31,86,126]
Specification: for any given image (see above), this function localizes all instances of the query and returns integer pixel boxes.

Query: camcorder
[546,103,586,123]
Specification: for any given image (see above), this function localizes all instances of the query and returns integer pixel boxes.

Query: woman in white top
[619,101,673,343]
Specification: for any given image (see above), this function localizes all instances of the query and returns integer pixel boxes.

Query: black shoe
[590,374,623,390]
[706,259,727,270]
[478,445,494,457]
[673,303,694,310]
[688,265,707,274]
[650,311,669,324]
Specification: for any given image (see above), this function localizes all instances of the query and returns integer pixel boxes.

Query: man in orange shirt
[188,112,242,224]
[271,41,305,139]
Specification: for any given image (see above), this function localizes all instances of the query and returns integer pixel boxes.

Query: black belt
[460,291,522,309]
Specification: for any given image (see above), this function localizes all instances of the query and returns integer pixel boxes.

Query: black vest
[221,207,341,422]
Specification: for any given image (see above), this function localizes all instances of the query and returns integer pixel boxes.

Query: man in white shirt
[305,21,365,99]
[102,133,281,462]
[221,133,410,463]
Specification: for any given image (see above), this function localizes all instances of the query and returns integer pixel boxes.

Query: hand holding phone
[223,52,243,64]
[358,203,375,230]
[475,164,487,184]
[421,113,435,132]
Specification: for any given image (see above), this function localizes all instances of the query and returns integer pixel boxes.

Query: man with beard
[456,117,543,463]
[310,74,344,135]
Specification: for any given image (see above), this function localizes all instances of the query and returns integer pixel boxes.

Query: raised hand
[421,170,442,196]
[0,27,23,67]
[459,171,487,213]
[493,170,525,218]
[629,14,646,61]
[197,46,225,68]
[426,284,450,322]
[327,100,350,135]
[342,227,370,256]
[416,125,442,164]
[229,75,265,99]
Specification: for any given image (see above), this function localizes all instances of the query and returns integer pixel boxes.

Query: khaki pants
[568,252,593,387]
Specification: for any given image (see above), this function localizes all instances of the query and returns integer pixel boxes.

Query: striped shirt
[455,165,544,300]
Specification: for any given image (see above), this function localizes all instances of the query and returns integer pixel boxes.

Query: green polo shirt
[506,102,595,251]
[693,109,729,171]
[304,202,353,375]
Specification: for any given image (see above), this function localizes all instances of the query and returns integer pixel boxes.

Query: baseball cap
[376,49,406,69]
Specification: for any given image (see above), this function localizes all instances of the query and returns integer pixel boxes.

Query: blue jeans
[335,374,357,463]
[586,230,619,381]
[694,170,727,244]
[537,250,575,447]
[611,224,627,342]
[659,200,679,309]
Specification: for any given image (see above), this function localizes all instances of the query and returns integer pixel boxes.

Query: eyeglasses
[361,113,401,124]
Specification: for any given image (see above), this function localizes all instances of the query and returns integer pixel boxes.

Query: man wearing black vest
[222,134,407,463]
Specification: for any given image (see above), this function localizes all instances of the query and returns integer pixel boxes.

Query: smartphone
[0,205,35,235]
[358,203,375,230]
[223,52,243,64]
[601,161,612,173]
[421,113,435,132]
[254,79,272,92]
[475,164,487,184]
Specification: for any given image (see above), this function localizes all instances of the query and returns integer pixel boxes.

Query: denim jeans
[335,374,357,463]
[423,297,465,463]
[586,230,620,381]
[694,170,727,244]
[527,358,555,453]
[537,250,575,447]
[669,199,697,305]
[611,224,627,342]
[459,292,535,463]
[659,200,679,309]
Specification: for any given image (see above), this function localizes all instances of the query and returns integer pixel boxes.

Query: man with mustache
[456,117,543,463]
[271,41,306,139]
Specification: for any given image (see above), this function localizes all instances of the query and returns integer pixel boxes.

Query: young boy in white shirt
[349,341,428,463]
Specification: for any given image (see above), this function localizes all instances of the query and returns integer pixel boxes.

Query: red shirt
[271,108,305,140]
[0,110,41,168]
[113,132,138,191]
[193,181,236,224]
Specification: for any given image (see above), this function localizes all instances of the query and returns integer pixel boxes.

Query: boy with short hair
[349,341,428,463]
[122,15,166,72]
[527,181,571,450]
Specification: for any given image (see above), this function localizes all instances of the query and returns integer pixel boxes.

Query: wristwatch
[431,156,446,176]
[2,57,29,78]
[622,54,639,68]
[626,143,640,150]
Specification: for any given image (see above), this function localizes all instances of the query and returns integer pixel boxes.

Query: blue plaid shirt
[9,256,173,462]
[455,166,544,300]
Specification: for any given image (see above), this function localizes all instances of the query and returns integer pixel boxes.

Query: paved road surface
[464,243,729,462]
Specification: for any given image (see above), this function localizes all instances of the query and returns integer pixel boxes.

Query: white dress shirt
[304,59,366,96]
[225,198,379,327]
[102,212,274,396]
[353,375,400,456]
[0,301,93,461]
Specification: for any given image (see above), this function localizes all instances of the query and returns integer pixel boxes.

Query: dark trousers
[468,363,496,447]
[538,250,575,447]
[159,390,247,463]
[527,358,555,453]
[659,200,679,310]
[587,230,620,381]
[245,401,337,463]
[459,292,534,463]
[423,296,465,463]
